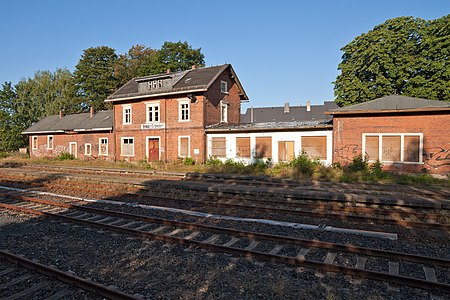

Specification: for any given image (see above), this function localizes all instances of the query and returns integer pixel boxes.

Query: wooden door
[148,138,160,162]
[278,141,294,162]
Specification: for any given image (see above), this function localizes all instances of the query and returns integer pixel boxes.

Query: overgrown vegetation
[0,151,448,186]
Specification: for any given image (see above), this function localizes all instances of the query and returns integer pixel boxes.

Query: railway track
[0,250,141,300]
[1,177,448,231]
[1,194,449,294]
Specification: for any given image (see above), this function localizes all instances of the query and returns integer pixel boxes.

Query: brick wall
[332,112,450,174]
[29,132,114,160]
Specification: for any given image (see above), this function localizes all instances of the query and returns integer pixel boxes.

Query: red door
[148,138,159,162]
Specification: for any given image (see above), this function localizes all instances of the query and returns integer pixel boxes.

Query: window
[85,143,92,156]
[121,137,134,156]
[363,134,422,163]
[146,103,160,123]
[123,105,132,124]
[32,136,38,149]
[236,137,251,158]
[99,138,108,156]
[301,136,327,160]
[255,137,272,158]
[211,137,226,157]
[179,101,190,121]
[47,135,53,150]
[179,136,190,157]
[220,81,228,93]
[220,101,228,123]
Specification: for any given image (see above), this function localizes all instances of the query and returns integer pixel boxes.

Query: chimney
[191,65,196,70]
[59,110,63,119]
[284,102,290,113]
[306,101,311,112]
[90,106,94,118]
[250,106,254,123]
[166,68,171,74]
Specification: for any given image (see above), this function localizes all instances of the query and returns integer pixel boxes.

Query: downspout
[112,105,116,162]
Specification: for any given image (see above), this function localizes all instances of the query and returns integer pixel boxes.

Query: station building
[23,65,450,175]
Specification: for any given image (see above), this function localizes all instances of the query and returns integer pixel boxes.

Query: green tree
[114,44,160,86]
[0,82,25,151]
[334,15,450,106]
[157,41,205,72]
[74,46,119,111]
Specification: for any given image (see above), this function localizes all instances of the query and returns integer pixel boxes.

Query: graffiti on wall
[423,147,450,169]
[334,144,360,162]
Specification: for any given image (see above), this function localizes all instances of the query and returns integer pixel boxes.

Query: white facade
[207,130,333,165]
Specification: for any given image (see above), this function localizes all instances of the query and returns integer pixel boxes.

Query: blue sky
[1,1,448,110]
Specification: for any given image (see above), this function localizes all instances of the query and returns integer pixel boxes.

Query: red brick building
[22,109,114,160]
[327,95,450,174]
[105,64,248,162]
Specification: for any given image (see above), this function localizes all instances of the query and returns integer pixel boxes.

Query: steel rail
[0,250,142,300]
[1,200,449,293]
[1,196,449,268]
[2,181,447,231]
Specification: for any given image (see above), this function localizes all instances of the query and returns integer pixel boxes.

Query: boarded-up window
[211,137,226,157]
[382,136,401,161]
[236,137,250,158]
[121,138,134,156]
[365,135,379,161]
[255,137,272,158]
[278,141,295,161]
[179,137,189,157]
[404,135,420,162]
[99,138,108,156]
[301,136,327,160]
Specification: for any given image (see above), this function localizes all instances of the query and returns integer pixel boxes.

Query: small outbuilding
[326,95,450,175]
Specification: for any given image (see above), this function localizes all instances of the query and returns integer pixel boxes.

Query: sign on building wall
[141,123,166,130]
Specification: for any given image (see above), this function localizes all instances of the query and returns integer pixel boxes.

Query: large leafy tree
[157,41,205,72]
[334,15,450,106]
[74,46,119,111]
[0,69,80,151]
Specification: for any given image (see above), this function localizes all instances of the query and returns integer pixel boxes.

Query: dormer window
[220,81,228,94]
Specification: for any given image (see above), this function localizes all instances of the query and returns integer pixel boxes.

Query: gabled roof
[106,64,248,102]
[327,95,450,115]
[22,110,113,134]
[241,101,338,123]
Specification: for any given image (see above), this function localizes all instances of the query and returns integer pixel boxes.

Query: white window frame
[122,105,132,125]
[178,135,190,157]
[47,135,53,150]
[121,137,135,157]
[220,101,228,123]
[178,99,190,122]
[32,136,38,149]
[99,138,108,156]
[69,142,77,158]
[362,133,423,164]
[145,102,160,123]
[84,143,92,156]
[220,80,228,94]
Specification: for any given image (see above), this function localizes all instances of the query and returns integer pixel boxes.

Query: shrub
[290,152,321,177]
[206,156,223,166]
[57,152,75,160]
[0,152,8,159]
[184,157,195,165]
[347,155,369,172]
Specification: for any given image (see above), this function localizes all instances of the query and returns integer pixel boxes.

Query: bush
[347,155,369,172]
[0,152,9,159]
[206,156,223,166]
[290,152,321,177]
[57,152,75,160]
[184,157,195,165]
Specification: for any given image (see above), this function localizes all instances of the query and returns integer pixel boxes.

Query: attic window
[147,79,163,90]
[221,81,228,93]
[185,78,192,83]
